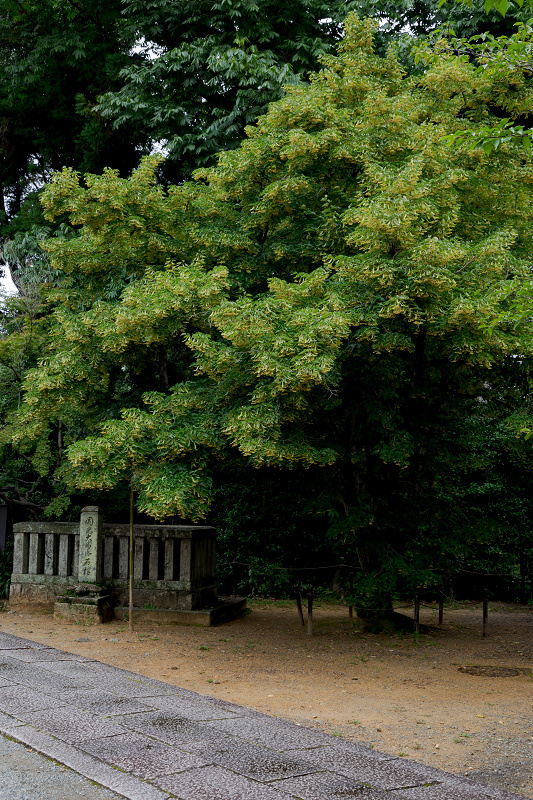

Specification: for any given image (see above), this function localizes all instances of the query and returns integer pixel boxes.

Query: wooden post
[519,550,527,606]
[482,593,488,638]
[414,592,420,635]
[438,599,443,625]
[449,577,455,606]
[307,587,314,636]
[295,588,305,626]
[129,484,134,633]
[348,605,354,619]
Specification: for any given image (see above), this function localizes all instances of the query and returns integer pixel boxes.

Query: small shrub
[0,550,12,599]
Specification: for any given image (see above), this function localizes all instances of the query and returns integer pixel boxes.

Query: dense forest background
[1,0,533,612]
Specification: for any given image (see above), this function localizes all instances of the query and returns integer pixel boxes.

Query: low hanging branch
[0,484,44,521]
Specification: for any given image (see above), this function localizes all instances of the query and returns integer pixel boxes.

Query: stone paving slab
[401,784,523,800]
[0,652,41,674]
[32,658,122,681]
[287,745,446,789]
[19,668,89,692]
[152,764,295,799]
[93,675,179,698]
[182,737,321,783]
[0,631,527,800]
[467,783,531,800]
[0,654,87,692]
[113,709,234,747]
[56,687,157,716]
[272,771,406,799]
[0,684,66,714]
[71,663,180,698]
[89,662,188,691]
[0,632,49,649]
[202,716,333,751]
[145,694,248,721]
[40,658,180,698]
[79,731,211,779]
[14,705,129,744]
[1,646,95,663]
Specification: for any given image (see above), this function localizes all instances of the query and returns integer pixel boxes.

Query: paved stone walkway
[0,735,123,800]
[0,630,527,800]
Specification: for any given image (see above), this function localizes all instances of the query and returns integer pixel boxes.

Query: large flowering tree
[8,16,533,610]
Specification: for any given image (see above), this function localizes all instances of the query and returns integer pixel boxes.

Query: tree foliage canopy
[0,0,146,226]
[96,0,363,177]
[5,17,533,600]
[97,0,533,176]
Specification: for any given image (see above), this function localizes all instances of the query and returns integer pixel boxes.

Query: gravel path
[0,628,528,800]
[1,603,531,797]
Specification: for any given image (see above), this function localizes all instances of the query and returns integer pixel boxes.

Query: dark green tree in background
[97,0,532,179]
[0,0,146,237]
[2,0,526,238]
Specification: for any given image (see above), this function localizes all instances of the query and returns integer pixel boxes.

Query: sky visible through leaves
[0,267,17,295]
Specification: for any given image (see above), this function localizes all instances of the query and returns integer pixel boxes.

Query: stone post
[78,506,103,583]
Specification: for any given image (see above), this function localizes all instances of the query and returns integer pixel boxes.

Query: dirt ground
[1,600,532,797]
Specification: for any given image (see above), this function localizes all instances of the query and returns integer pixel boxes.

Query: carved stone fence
[10,506,217,611]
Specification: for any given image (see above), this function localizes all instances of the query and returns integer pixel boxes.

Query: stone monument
[55,505,114,624]
[77,506,103,583]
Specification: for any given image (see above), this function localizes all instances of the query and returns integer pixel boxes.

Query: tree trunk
[158,347,169,391]
[519,550,528,605]
[353,541,395,631]
[57,420,63,467]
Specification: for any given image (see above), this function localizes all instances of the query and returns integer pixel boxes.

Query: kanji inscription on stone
[78,506,103,582]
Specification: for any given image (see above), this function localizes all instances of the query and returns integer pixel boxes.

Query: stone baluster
[12,532,29,575]
[180,539,191,583]
[103,536,114,580]
[58,535,73,577]
[44,533,58,576]
[149,538,159,581]
[28,533,43,574]
[73,535,79,577]
[118,536,129,579]
[164,539,174,581]
[134,536,145,579]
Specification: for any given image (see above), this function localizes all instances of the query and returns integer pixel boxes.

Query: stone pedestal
[113,596,246,627]
[78,506,103,583]
[54,583,114,625]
